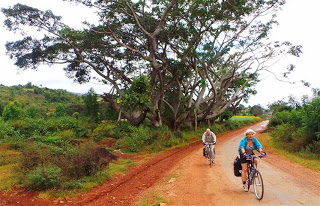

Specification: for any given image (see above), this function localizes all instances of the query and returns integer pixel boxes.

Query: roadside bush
[301,141,320,158]
[92,121,116,142]
[125,125,150,152]
[148,126,178,151]
[210,124,227,134]
[268,111,292,128]
[113,121,131,139]
[164,137,181,148]
[271,123,296,150]
[25,164,62,190]
[17,142,116,190]
[19,143,49,172]
[225,120,241,130]
[303,98,320,141]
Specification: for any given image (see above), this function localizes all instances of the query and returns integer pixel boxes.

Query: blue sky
[0,0,319,107]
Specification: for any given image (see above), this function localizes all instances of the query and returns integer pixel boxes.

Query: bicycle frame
[205,143,215,167]
[245,154,265,200]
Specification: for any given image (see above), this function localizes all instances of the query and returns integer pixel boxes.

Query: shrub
[268,111,292,128]
[125,125,150,152]
[2,101,22,121]
[92,121,116,142]
[25,164,62,190]
[47,116,87,138]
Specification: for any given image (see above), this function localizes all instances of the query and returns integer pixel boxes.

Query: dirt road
[146,121,320,205]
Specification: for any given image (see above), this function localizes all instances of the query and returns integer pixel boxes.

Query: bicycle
[245,154,265,200]
[204,142,215,168]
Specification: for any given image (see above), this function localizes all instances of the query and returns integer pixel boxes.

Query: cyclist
[238,128,266,192]
[202,128,217,163]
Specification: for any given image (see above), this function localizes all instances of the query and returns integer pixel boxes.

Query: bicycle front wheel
[253,170,264,200]
[209,150,213,167]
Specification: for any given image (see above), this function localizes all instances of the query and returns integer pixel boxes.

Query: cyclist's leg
[205,145,209,158]
[241,163,247,182]
[211,145,215,158]
[254,157,259,169]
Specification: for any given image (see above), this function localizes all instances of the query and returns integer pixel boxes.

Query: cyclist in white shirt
[202,128,217,163]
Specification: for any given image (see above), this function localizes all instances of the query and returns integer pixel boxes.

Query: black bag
[203,147,206,156]
[233,156,242,177]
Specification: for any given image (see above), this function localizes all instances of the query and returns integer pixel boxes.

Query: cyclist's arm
[212,132,217,144]
[201,133,206,144]
[239,138,246,154]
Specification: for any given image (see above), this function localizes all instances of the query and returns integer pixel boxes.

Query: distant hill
[0,83,85,116]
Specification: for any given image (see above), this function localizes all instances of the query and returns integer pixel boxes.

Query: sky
[0,0,319,108]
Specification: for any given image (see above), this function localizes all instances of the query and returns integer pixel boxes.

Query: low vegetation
[267,97,320,159]
[0,83,287,199]
[259,133,320,171]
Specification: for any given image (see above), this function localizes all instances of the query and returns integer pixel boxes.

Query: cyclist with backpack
[238,129,266,191]
[202,128,217,163]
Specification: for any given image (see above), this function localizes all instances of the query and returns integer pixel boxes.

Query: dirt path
[145,121,320,205]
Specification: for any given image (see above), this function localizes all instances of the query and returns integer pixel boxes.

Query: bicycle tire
[209,149,212,168]
[253,170,264,200]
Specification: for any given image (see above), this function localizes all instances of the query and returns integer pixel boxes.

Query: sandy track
[148,121,320,206]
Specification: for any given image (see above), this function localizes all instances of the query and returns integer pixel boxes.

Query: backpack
[233,156,242,177]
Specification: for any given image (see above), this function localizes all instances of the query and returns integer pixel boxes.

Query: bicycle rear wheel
[253,170,264,200]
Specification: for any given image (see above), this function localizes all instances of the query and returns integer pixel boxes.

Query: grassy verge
[138,172,181,206]
[138,188,168,206]
[259,133,320,171]
[0,164,19,190]
[37,158,135,199]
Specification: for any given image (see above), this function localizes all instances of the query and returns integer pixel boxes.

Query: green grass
[38,158,135,199]
[164,173,180,184]
[230,115,261,121]
[0,164,19,190]
[138,173,179,206]
[259,133,320,171]
[138,188,168,206]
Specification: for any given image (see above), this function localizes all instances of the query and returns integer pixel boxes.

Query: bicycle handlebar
[204,142,216,145]
[245,154,266,160]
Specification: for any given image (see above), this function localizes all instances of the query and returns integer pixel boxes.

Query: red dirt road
[140,121,320,205]
[1,122,319,205]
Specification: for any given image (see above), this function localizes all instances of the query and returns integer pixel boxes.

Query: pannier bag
[233,156,242,177]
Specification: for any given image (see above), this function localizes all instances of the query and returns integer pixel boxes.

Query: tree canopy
[2,0,302,130]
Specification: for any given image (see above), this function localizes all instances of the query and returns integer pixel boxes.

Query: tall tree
[2,0,301,130]
[83,88,100,122]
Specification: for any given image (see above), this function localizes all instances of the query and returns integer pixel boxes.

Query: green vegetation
[267,97,320,159]
[259,133,320,171]
[0,84,261,198]
[138,189,168,206]
[230,116,261,122]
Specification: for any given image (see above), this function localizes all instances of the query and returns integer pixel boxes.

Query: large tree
[2,0,301,130]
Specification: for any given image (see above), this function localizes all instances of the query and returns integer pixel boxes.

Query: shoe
[243,183,248,192]
[212,160,215,164]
